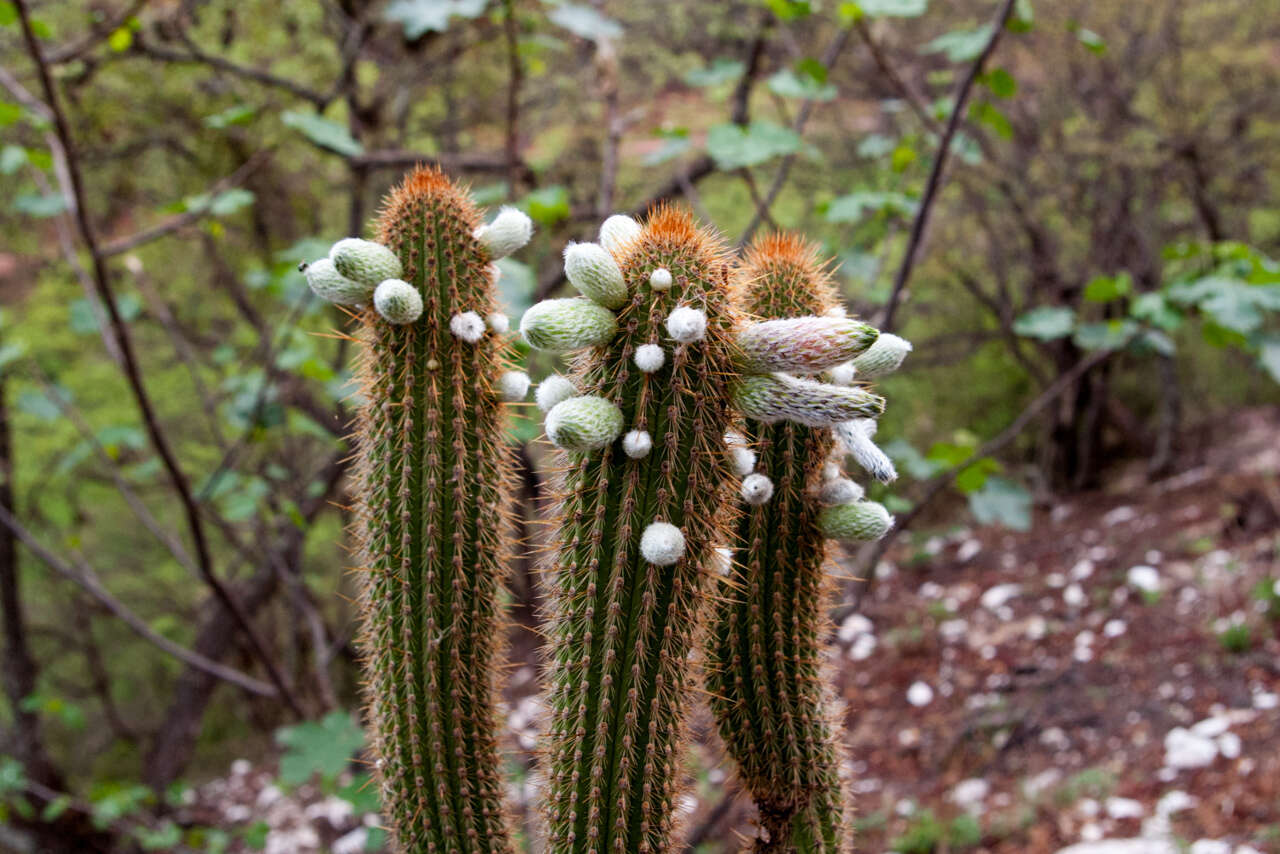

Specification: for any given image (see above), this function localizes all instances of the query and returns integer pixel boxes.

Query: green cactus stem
[706,233,892,853]
[318,166,533,854]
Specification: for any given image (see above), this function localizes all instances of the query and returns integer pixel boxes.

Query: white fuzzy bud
[450,311,486,343]
[818,478,864,506]
[622,429,652,459]
[486,312,510,334]
[599,214,642,253]
[640,522,685,566]
[829,362,857,386]
[498,370,531,402]
[712,547,734,577]
[649,268,673,291]
[737,317,879,374]
[730,447,756,477]
[535,374,577,412]
[564,242,628,309]
[821,462,842,481]
[474,206,534,258]
[304,258,370,306]
[633,344,665,373]
[832,419,897,484]
[666,306,707,343]
[330,238,403,287]
[545,395,624,452]
[372,278,423,324]
[824,304,848,318]
[740,473,774,505]
[851,333,913,378]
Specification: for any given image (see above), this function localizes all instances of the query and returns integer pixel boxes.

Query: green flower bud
[564,242,628,309]
[544,395,624,452]
[520,298,619,352]
[304,258,370,306]
[818,501,893,542]
[734,373,885,426]
[737,317,879,374]
[331,238,403,287]
[372,278,423,325]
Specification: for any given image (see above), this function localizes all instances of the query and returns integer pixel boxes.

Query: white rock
[1251,691,1278,710]
[1190,717,1231,738]
[333,829,368,854]
[849,633,877,661]
[1070,559,1096,580]
[981,583,1022,611]
[1216,731,1241,759]
[1065,584,1088,608]
[1104,797,1145,820]
[230,759,252,777]
[957,539,982,562]
[1189,842,1231,854]
[1163,727,1218,769]
[1104,619,1127,638]
[1055,841,1176,854]
[838,614,873,642]
[939,619,969,644]
[906,681,934,707]
[1103,506,1137,526]
[1126,565,1161,593]
[1155,790,1196,815]
[950,778,990,810]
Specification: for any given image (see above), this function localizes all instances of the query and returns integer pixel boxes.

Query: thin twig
[879,0,1019,333]
[133,33,330,108]
[0,505,277,698]
[14,0,303,716]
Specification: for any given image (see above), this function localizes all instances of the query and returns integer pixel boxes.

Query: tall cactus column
[524,213,888,854]
[706,234,902,853]
[304,167,533,853]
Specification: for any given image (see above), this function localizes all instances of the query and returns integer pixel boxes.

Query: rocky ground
[190,408,1280,853]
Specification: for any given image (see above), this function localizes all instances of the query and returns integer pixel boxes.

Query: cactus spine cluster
[706,234,904,852]
[305,167,534,853]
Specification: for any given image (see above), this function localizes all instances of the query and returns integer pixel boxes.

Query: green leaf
[1259,337,1280,384]
[204,104,256,129]
[1130,292,1182,331]
[968,476,1031,531]
[824,190,917,223]
[0,144,26,174]
[1012,305,1075,339]
[1076,27,1106,54]
[969,100,1013,139]
[706,121,802,170]
[185,188,256,217]
[517,185,569,226]
[767,67,837,101]
[384,0,487,39]
[0,757,28,795]
[883,438,940,479]
[1007,0,1034,32]
[845,0,927,17]
[1073,319,1138,351]
[684,58,745,88]
[954,456,1001,494]
[548,4,622,41]
[766,0,811,21]
[107,26,132,52]
[856,134,897,159]
[982,68,1017,98]
[281,111,364,157]
[496,257,536,319]
[1133,329,1176,357]
[1083,271,1132,303]
[643,129,691,165]
[17,390,60,421]
[924,25,993,62]
[135,821,182,850]
[0,101,20,127]
[1167,277,1280,334]
[41,794,72,821]
[13,193,66,218]
[276,711,365,787]
[0,2,16,26]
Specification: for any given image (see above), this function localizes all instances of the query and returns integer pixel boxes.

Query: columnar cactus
[526,212,886,853]
[304,167,533,853]
[705,234,904,852]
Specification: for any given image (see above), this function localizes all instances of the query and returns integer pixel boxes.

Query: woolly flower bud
[824,304,848,318]
[564,242,627,309]
[818,477,864,506]
[712,547,734,576]
[649,268,673,291]
[498,370,531,402]
[622,429,652,459]
[822,462,842,481]
[486,312,510,334]
[474,206,533,258]
[666,306,707,343]
[734,373,885,427]
[737,317,879,374]
[545,395,624,452]
[373,279,423,324]
[833,419,898,484]
[851,333,913,378]
[304,258,369,306]
[740,473,774,506]
[450,311,486,343]
[330,238,403,287]
[535,374,577,413]
[520,298,618,352]
[599,214,643,253]
[633,344,665,373]
[639,522,685,567]
[818,501,893,543]
[724,432,757,477]
[828,362,857,386]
